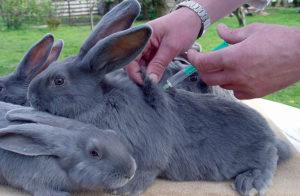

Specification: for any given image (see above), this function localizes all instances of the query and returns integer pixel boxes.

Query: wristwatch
[175,0,211,37]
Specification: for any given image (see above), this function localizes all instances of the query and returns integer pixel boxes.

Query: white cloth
[247,0,271,10]
[243,99,300,152]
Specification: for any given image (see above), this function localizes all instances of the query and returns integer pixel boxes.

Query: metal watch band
[175,0,211,37]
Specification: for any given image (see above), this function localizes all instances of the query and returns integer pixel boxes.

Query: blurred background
[0,0,299,107]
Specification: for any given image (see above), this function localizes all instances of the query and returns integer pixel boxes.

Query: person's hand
[188,23,300,99]
[127,8,201,84]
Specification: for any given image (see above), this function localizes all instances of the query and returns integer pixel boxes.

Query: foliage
[294,0,300,6]
[28,0,54,24]
[0,0,27,29]
[138,0,167,20]
[47,18,61,30]
[0,0,53,29]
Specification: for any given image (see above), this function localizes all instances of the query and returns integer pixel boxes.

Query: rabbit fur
[0,34,63,106]
[25,0,292,195]
[0,101,136,196]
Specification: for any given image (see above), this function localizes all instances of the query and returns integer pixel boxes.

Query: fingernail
[149,73,159,83]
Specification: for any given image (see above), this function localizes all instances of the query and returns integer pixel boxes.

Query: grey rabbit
[0,101,136,196]
[0,34,63,106]
[26,0,292,195]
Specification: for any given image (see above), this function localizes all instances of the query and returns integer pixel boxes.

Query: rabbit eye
[90,150,101,159]
[54,77,64,86]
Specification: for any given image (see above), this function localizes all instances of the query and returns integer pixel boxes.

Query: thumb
[188,49,228,73]
[217,24,251,44]
[146,41,178,83]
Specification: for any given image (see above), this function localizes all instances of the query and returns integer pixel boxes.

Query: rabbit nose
[124,170,135,181]
[124,174,132,180]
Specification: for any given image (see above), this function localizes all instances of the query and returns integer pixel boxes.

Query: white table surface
[243,98,300,152]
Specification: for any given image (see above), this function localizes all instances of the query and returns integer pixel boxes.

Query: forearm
[194,0,245,22]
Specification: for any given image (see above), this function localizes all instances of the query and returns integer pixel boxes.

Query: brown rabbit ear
[0,124,69,157]
[27,40,64,80]
[81,25,151,78]
[78,0,141,58]
[16,34,54,79]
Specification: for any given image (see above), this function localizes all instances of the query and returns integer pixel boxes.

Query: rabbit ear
[26,40,64,81]
[0,124,68,156]
[16,34,54,79]
[78,0,141,58]
[6,108,96,131]
[45,40,64,66]
[81,25,151,77]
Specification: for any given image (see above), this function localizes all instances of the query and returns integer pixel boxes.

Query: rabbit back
[159,90,289,194]
[76,78,178,168]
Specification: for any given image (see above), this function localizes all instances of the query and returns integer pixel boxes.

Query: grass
[0,7,299,107]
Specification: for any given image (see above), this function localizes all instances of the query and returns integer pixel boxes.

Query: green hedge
[0,0,53,29]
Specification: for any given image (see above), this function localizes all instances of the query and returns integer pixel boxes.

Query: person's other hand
[127,8,201,84]
[188,23,300,99]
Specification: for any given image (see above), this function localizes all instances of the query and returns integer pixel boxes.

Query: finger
[233,91,254,100]
[146,42,178,83]
[188,49,229,73]
[126,60,143,85]
[200,71,233,86]
[220,84,238,90]
[217,24,251,44]
[220,84,256,99]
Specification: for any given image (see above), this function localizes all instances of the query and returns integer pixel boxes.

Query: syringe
[163,41,229,91]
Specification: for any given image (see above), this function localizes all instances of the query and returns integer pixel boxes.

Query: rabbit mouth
[106,158,137,189]
[106,174,134,189]
[28,93,53,114]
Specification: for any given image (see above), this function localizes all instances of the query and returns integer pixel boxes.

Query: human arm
[127,0,247,84]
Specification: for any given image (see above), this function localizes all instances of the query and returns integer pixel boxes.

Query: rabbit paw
[233,169,271,196]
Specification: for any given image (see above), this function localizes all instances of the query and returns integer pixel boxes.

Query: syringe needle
[163,41,229,91]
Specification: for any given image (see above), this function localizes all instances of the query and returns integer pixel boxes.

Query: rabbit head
[0,34,63,106]
[28,0,151,117]
[0,123,136,190]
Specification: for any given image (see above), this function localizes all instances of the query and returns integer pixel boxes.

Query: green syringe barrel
[166,65,196,88]
[164,41,229,90]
